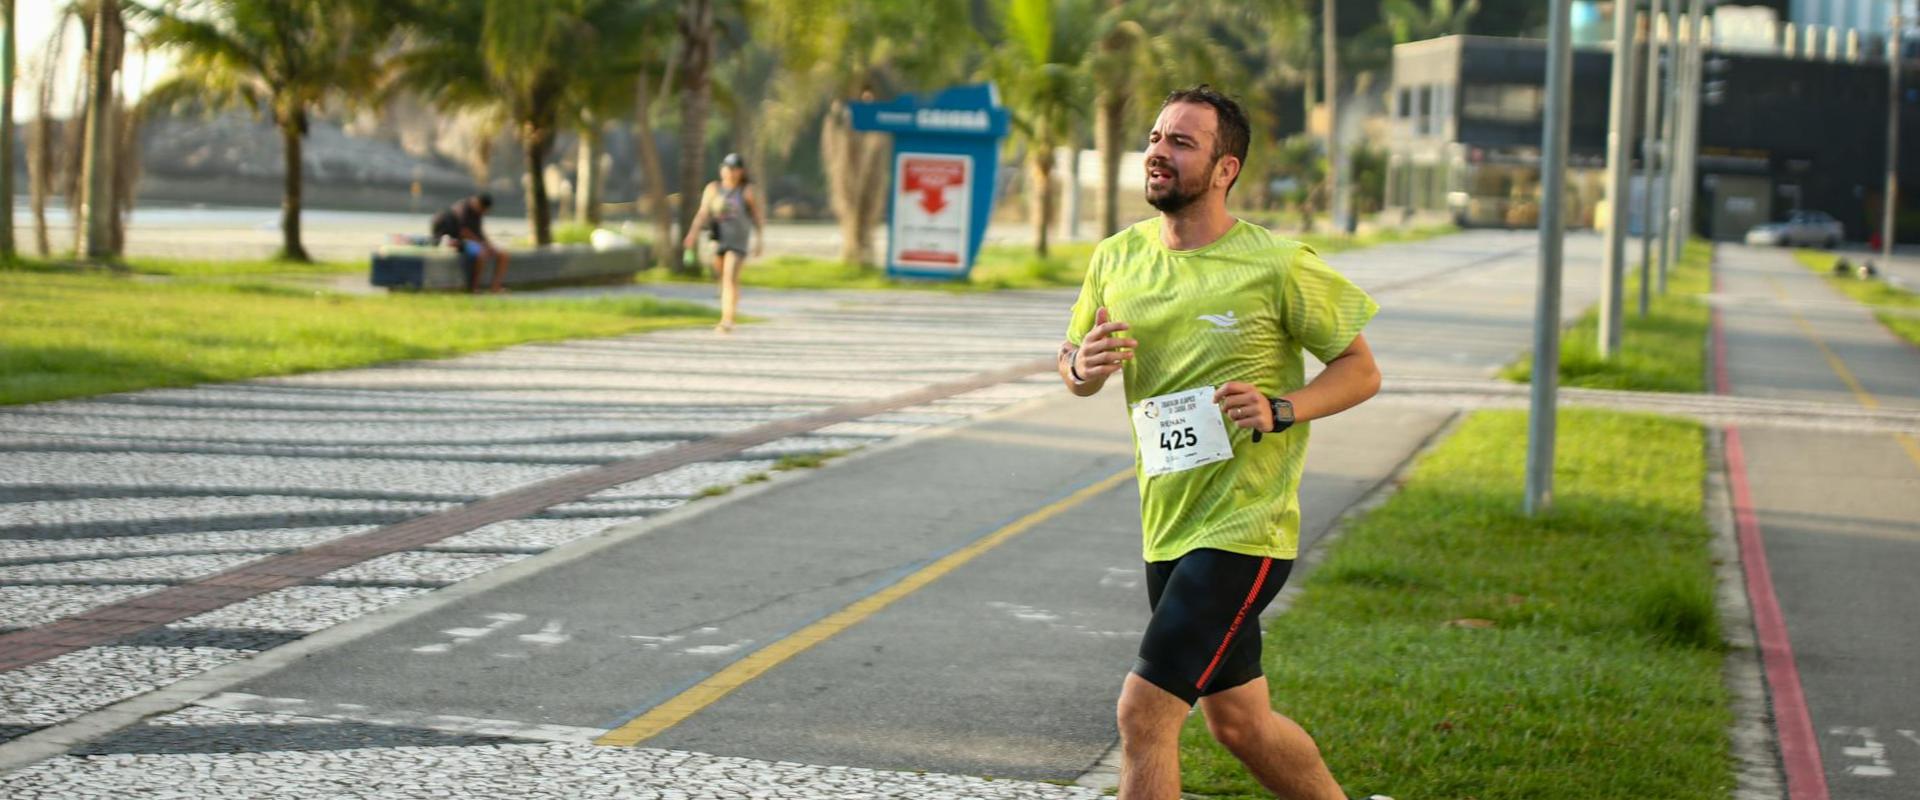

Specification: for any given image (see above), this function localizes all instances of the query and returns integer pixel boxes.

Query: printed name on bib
[1132,386,1234,477]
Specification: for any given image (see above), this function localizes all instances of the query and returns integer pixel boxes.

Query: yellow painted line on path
[1768,278,1920,472]
[594,468,1137,747]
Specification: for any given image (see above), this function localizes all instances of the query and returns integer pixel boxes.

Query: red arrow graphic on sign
[919,187,948,215]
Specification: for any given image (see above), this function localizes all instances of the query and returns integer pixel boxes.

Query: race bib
[1131,386,1234,477]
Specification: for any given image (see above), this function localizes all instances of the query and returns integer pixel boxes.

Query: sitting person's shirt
[430,202,485,244]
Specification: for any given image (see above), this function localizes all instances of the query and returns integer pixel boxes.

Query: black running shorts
[1134,548,1293,706]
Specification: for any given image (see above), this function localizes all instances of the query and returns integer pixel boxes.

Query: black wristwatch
[1252,397,1295,443]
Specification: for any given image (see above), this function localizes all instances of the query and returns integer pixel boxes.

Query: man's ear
[1214,155,1241,190]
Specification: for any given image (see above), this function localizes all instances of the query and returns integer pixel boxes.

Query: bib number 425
[1158,427,1199,451]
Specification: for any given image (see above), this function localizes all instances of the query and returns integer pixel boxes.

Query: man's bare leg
[489,250,510,293]
[1197,677,1345,800]
[1117,672,1190,800]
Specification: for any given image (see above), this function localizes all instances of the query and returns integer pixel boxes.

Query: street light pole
[1601,0,1641,358]
[1658,2,1685,293]
[1639,0,1668,316]
[1324,0,1345,233]
[1886,1,1904,264]
[1527,0,1575,517]
[1672,0,1707,267]
[1,0,15,260]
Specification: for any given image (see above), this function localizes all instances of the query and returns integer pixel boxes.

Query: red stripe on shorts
[1195,556,1273,691]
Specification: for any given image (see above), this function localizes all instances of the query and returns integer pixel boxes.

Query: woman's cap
[721,153,744,168]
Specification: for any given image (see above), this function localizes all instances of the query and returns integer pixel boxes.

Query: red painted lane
[1715,262,1828,800]
[1726,427,1829,800]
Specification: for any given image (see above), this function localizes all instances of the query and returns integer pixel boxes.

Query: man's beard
[1145,156,1216,214]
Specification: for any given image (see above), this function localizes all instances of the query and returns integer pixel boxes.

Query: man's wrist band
[1067,348,1086,384]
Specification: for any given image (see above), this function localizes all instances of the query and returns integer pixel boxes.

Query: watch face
[1270,398,1294,425]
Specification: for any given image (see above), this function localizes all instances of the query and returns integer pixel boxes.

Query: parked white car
[1745,210,1845,248]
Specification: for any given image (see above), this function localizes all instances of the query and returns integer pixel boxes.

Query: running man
[1060,86,1386,800]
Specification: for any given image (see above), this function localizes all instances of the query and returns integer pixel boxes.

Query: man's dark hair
[1160,85,1251,190]
[474,193,494,210]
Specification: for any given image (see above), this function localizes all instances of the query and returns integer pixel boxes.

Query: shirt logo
[1197,311,1239,330]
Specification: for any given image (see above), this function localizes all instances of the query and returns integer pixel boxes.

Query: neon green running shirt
[1067,218,1378,562]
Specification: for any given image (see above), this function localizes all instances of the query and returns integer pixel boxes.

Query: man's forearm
[1282,351,1380,423]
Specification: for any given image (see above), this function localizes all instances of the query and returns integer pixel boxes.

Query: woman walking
[683,153,764,333]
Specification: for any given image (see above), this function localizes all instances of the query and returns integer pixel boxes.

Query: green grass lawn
[1180,409,1730,799]
[1502,239,1713,393]
[0,265,718,405]
[5,254,365,278]
[1792,250,1920,347]
[645,224,1459,293]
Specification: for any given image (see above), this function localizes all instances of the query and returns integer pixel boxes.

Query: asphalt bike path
[223,383,1449,783]
[1716,243,1920,800]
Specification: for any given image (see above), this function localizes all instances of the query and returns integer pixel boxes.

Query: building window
[1398,88,1413,118]
[1461,84,1544,122]
[1415,87,1431,135]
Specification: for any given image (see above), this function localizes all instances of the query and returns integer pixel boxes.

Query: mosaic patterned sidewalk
[0,288,1070,753]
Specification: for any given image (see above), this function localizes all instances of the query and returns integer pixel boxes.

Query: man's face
[1144,102,1232,214]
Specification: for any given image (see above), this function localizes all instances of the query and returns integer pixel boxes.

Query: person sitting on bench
[431,194,509,293]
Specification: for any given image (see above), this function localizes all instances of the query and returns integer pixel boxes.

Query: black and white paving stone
[0,585,171,629]
[164,587,433,633]
[0,648,254,727]
[0,286,1070,755]
[0,702,1102,799]
[315,552,530,587]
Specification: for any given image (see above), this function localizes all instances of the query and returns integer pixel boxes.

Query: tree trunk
[2,0,16,259]
[1095,93,1126,238]
[852,125,889,264]
[821,100,864,265]
[672,0,714,274]
[1030,151,1054,258]
[28,113,49,256]
[77,0,119,262]
[278,115,310,262]
[575,126,602,226]
[523,130,553,247]
[631,80,673,270]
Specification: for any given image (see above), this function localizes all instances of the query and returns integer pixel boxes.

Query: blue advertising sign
[849,84,1010,280]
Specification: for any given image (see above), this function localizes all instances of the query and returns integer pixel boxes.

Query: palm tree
[986,0,1098,258]
[1086,0,1243,237]
[671,0,718,273]
[135,0,397,261]
[1381,0,1479,43]
[2,0,17,260]
[76,0,122,261]
[556,0,674,231]
[750,0,976,266]
[25,10,72,257]
[393,0,650,247]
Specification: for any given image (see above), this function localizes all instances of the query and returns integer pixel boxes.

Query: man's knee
[1204,709,1262,753]
[1116,675,1187,745]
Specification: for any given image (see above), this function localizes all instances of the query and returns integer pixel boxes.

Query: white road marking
[412,612,526,654]
[195,692,607,744]
[1097,567,1139,589]
[516,619,570,647]
[682,639,752,656]
[1830,726,1895,777]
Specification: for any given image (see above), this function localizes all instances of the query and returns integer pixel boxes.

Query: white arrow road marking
[517,619,570,647]
[412,612,527,654]
[1830,726,1895,777]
